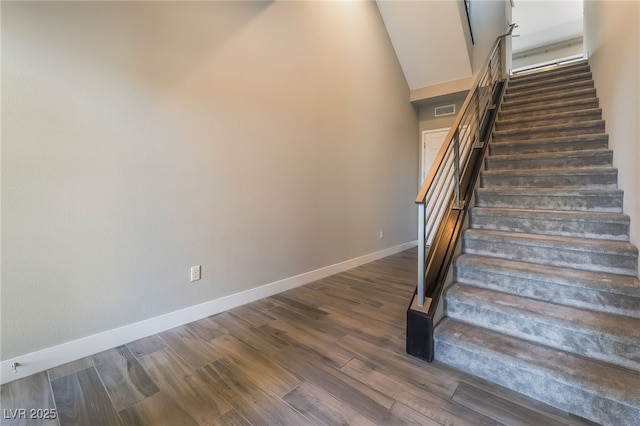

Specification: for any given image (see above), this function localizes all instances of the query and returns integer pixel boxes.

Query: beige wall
[584,0,640,276]
[1,1,418,359]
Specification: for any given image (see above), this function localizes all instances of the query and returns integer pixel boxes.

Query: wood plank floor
[1,248,598,426]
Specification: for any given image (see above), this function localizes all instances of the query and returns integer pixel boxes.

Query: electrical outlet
[379,230,384,239]
[190,265,201,282]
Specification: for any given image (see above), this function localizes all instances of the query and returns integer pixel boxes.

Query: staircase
[433,60,640,426]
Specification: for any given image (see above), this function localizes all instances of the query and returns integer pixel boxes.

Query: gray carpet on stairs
[433,60,640,426]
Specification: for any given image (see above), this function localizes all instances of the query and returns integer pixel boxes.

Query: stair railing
[407,23,516,361]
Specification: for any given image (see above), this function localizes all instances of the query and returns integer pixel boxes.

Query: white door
[420,128,450,246]
[421,128,450,186]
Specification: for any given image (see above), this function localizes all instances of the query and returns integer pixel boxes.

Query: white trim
[0,240,417,384]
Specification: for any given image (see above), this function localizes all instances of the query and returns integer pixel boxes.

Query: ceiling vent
[435,104,456,117]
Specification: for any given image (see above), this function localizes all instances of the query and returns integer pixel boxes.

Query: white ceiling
[512,0,583,52]
[377,1,583,93]
[376,1,472,91]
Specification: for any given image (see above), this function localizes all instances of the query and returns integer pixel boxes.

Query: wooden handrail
[416,23,516,204]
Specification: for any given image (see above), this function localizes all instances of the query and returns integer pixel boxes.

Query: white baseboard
[0,241,417,384]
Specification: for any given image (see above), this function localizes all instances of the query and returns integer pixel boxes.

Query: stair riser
[504,80,594,102]
[495,112,602,131]
[506,72,593,95]
[499,99,600,120]
[480,171,618,189]
[463,235,638,276]
[455,265,640,320]
[486,152,612,171]
[493,123,605,142]
[434,340,640,426]
[469,213,629,241]
[445,297,640,372]
[490,139,609,156]
[474,192,623,213]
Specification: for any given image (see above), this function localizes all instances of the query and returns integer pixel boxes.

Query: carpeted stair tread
[434,318,640,426]
[464,229,638,256]
[485,148,612,171]
[500,88,597,110]
[489,133,609,156]
[470,207,629,240]
[435,318,640,406]
[503,79,594,102]
[480,166,618,189]
[493,120,605,142]
[508,62,590,85]
[455,254,640,297]
[474,187,624,212]
[445,284,640,371]
[446,284,640,343]
[498,97,600,119]
[509,63,591,87]
[455,254,640,319]
[505,71,593,95]
[463,228,638,276]
[495,108,602,130]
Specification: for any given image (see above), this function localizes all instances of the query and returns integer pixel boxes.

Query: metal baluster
[476,93,481,148]
[453,129,461,209]
[417,203,425,307]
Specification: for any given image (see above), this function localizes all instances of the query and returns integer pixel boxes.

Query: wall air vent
[434,104,456,117]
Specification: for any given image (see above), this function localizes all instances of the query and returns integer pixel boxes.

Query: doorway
[420,128,450,186]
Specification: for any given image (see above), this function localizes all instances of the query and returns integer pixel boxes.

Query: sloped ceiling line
[376,0,473,92]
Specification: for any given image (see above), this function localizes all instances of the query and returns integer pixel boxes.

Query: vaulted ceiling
[376,0,584,97]
[376,1,473,92]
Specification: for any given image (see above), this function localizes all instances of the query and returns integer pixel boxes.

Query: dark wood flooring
[1,248,598,426]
